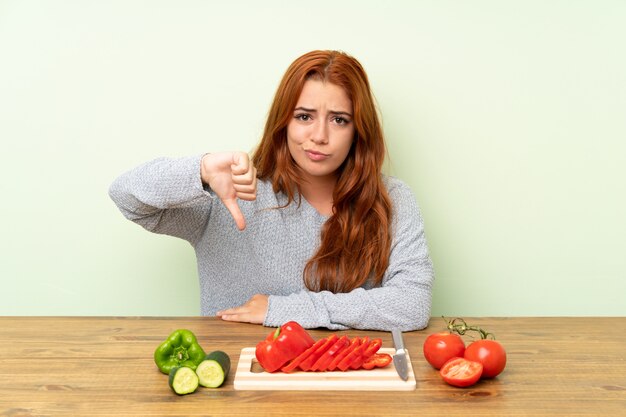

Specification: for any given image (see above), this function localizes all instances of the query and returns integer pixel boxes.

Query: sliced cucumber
[168,366,199,395]
[195,350,231,388]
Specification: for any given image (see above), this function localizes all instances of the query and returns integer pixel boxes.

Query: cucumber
[168,366,199,395]
[195,350,231,388]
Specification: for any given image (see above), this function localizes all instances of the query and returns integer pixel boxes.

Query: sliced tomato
[281,338,326,373]
[439,357,483,388]
[327,337,360,371]
[310,335,349,371]
[298,334,338,371]
[362,353,392,370]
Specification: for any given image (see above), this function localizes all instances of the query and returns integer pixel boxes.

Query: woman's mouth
[304,149,330,161]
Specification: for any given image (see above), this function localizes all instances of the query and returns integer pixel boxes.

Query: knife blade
[391,329,410,381]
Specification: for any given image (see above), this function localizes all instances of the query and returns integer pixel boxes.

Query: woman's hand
[216,294,268,324]
[201,152,257,230]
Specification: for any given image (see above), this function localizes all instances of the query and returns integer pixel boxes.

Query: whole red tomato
[423,332,466,369]
[464,339,506,378]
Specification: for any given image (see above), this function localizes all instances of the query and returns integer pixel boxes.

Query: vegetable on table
[326,336,361,371]
[168,366,199,395]
[256,322,392,373]
[337,336,369,371]
[154,329,206,374]
[423,317,508,388]
[299,334,338,371]
[347,336,371,370]
[255,321,316,373]
[464,339,506,378]
[362,353,393,370]
[281,337,327,373]
[196,350,231,388]
[439,357,483,388]
[310,335,349,371]
[445,317,507,378]
[422,332,465,370]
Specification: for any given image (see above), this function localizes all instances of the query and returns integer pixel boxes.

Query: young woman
[109,50,434,331]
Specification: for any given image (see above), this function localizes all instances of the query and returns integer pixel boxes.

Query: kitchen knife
[391,329,410,381]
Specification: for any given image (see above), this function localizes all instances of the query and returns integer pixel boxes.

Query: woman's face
[287,79,355,183]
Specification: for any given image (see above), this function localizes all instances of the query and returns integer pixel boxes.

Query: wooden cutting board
[234,347,416,391]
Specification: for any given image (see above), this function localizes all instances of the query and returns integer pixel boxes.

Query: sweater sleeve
[263,179,434,331]
[108,155,213,245]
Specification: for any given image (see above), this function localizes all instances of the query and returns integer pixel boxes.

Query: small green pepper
[154,329,206,374]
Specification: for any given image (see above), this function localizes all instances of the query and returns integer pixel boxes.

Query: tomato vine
[443,317,496,340]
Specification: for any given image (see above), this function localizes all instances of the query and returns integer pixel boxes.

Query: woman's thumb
[222,197,246,231]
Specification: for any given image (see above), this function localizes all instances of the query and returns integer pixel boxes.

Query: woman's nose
[310,121,329,144]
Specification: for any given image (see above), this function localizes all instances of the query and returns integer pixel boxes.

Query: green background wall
[1,0,624,317]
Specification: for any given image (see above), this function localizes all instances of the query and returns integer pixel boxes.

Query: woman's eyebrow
[294,106,352,117]
[329,110,353,117]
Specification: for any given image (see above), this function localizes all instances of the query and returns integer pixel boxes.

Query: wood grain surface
[1,317,625,417]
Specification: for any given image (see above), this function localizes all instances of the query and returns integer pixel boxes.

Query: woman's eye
[334,117,349,125]
[295,114,311,121]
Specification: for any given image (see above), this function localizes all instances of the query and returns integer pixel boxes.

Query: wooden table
[1,317,625,416]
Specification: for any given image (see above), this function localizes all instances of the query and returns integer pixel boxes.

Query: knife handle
[392,329,405,351]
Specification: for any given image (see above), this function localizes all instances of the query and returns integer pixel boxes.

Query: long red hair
[253,50,392,293]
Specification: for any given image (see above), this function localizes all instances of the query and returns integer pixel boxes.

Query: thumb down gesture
[200,152,257,230]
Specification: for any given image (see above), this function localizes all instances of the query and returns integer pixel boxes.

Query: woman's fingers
[234,176,257,201]
[216,294,268,324]
[218,153,257,230]
[232,166,256,185]
[230,152,250,175]
[231,155,257,201]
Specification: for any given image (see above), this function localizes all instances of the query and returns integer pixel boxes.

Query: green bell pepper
[154,329,206,374]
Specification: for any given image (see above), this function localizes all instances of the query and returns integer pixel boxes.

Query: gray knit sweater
[109,155,434,331]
